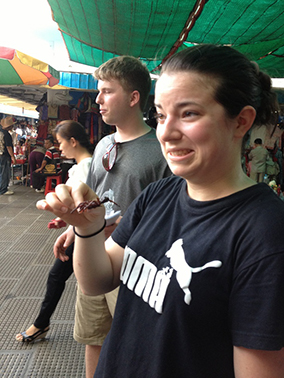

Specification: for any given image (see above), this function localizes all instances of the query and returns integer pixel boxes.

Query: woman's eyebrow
[155,101,200,109]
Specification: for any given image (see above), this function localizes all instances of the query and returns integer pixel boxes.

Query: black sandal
[16,327,49,343]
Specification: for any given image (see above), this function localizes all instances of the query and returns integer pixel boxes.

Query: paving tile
[0,225,27,242]
[0,185,86,377]
[0,252,36,279]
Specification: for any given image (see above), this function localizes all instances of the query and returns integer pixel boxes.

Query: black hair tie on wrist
[73,220,106,238]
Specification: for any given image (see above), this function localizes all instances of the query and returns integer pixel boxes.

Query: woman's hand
[53,226,75,261]
[36,182,106,233]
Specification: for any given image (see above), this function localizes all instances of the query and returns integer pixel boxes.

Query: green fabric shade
[48,0,284,77]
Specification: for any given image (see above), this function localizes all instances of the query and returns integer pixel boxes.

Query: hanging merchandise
[266,124,283,150]
[92,112,99,144]
[59,105,71,120]
[249,124,284,150]
[47,89,73,105]
[70,107,80,121]
[48,103,58,119]
[36,93,48,121]
[48,119,58,136]
[69,91,97,113]
[76,92,92,113]
[36,120,49,141]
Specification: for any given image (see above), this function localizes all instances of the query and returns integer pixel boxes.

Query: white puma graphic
[166,239,222,305]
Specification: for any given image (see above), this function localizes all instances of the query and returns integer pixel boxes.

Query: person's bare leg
[85,344,101,378]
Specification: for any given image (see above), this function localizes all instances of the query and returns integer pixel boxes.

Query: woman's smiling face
[155,71,238,184]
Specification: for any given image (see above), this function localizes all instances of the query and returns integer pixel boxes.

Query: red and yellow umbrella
[0,46,60,87]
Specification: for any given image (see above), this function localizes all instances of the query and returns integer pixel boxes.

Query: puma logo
[166,239,222,305]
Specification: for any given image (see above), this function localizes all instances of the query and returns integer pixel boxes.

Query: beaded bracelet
[73,220,106,238]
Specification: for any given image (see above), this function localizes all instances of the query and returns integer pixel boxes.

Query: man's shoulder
[1,128,9,136]
[97,134,114,146]
[49,146,60,153]
[95,135,113,155]
[45,147,56,157]
[132,129,159,146]
[141,127,157,139]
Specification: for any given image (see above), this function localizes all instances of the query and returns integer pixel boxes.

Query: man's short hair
[94,56,151,112]
[45,135,54,144]
[254,138,262,145]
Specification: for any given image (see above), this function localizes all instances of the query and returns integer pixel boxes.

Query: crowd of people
[0,45,283,377]
[0,121,83,194]
[246,137,283,187]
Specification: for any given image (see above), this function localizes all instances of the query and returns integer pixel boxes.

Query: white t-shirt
[66,157,92,186]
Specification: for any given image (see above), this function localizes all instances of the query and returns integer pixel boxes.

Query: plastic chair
[45,174,62,196]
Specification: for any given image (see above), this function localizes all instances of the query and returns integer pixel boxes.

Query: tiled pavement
[0,184,86,377]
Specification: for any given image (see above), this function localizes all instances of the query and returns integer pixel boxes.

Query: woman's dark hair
[55,120,94,155]
[161,44,279,126]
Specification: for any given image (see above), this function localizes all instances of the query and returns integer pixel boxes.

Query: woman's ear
[129,90,140,107]
[70,137,77,147]
[234,106,256,139]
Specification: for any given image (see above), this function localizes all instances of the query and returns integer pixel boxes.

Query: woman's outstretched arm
[37,181,125,296]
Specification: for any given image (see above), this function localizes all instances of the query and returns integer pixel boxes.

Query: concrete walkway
[0,184,85,377]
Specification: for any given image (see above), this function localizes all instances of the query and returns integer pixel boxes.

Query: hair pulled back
[161,44,279,126]
[55,120,94,155]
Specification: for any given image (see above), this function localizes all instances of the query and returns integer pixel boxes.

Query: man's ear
[129,90,140,107]
[234,105,256,139]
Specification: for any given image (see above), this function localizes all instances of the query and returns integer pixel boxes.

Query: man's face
[44,140,52,149]
[96,79,132,126]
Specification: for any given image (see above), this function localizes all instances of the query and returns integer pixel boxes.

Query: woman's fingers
[55,183,75,209]
[70,181,96,206]
[36,182,105,228]
[36,194,69,218]
[36,184,74,218]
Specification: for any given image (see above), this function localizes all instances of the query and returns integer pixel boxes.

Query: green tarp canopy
[48,0,284,77]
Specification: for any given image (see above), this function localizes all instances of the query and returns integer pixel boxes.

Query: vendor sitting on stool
[32,135,60,193]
